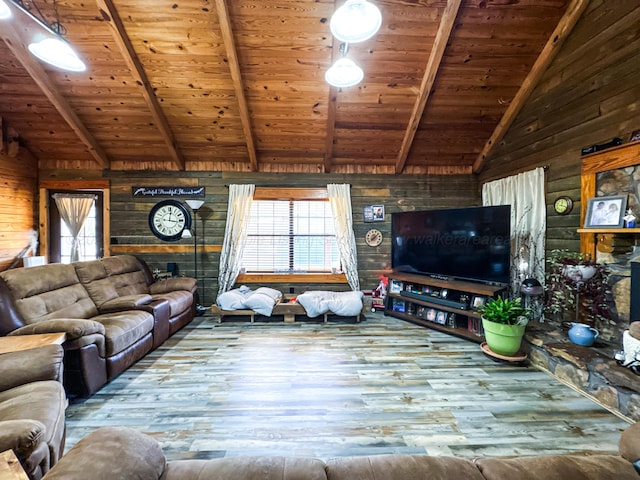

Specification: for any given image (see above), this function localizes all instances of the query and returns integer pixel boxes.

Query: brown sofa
[0,256,196,397]
[42,422,640,480]
[0,344,66,480]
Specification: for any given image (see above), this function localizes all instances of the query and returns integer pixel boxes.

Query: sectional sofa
[41,422,640,479]
[0,255,196,397]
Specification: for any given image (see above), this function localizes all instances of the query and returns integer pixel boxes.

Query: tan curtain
[52,193,96,263]
[482,167,546,295]
[217,184,255,295]
[327,183,360,291]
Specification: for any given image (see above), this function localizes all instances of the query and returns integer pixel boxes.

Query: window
[242,199,340,273]
[59,201,98,263]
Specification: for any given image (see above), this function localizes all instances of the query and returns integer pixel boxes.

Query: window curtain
[52,193,96,262]
[327,183,360,291]
[217,184,255,295]
[481,167,546,294]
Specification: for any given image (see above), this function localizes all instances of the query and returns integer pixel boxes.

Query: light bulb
[28,37,86,72]
[325,57,364,88]
[330,0,382,43]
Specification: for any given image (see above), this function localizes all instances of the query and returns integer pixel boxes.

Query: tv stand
[385,272,507,343]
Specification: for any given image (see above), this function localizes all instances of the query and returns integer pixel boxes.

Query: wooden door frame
[39,179,110,262]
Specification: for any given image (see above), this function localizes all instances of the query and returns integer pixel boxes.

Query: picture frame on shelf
[630,130,640,142]
[471,295,486,309]
[436,311,446,325]
[584,195,627,228]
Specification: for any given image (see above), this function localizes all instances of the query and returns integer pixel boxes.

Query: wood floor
[65,313,631,461]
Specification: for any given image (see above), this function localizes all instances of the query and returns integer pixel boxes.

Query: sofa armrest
[0,419,46,461]
[8,318,105,340]
[43,427,166,480]
[98,294,153,313]
[0,344,64,391]
[619,421,640,465]
[150,277,196,294]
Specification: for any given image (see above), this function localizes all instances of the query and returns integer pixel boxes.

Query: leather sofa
[0,256,196,397]
[0,344,66,480]
[42,422,640,480]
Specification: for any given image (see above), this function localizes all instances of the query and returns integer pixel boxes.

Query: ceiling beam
[472,0,589,174]
[215,0,258,172]
[395,0,462,174]
[0,22,109,168]
[324,29,339,174]
[96,0,186,171]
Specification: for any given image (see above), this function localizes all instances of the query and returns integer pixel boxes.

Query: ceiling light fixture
[330,0,382,44]
[0,0,86,72]
[325,42,364,88]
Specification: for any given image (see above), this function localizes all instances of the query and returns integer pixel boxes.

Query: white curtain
[217,184,255,295]
[327,183,360,291]
[482,167,546,294]
[52,193,96,262]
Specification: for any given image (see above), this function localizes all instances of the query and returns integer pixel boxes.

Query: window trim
[237,187,347,284]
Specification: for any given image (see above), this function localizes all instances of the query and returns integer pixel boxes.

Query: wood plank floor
[65,313,631,461]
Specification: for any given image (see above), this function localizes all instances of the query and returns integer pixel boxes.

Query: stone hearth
[523,322,640,421]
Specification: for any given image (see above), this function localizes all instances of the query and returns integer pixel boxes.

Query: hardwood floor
[65,313,631,461]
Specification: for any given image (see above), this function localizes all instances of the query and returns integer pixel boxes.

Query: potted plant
[544,249,613,332]
[477,297,529,357]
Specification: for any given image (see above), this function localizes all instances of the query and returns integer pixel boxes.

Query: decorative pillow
[243,289,282,316]
[216,289,247,310]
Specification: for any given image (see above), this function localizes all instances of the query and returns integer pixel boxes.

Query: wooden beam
[0,22,109,168]
[395,0,462,174]
[472,0,589,174]
[324,23,339,174]
[96,0,186,171]
[215,0,258,172]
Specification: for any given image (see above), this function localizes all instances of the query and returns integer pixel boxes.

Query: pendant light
[0,0,11,20]
[325,56,364,88]
[330,0,382,44]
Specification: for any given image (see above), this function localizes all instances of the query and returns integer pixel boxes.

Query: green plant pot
[481,317,526,357]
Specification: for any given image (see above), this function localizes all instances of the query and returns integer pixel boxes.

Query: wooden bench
[211,297,363,323]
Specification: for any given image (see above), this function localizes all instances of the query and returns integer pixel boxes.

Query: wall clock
[553,196,573,215]
[148,199,192,242]
[365,228,383,247]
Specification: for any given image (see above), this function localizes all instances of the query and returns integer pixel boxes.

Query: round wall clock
[365,228,383,247]
[148,199,192,242]
[553,196,573,215]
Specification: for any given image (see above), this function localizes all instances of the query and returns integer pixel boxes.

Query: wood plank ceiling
[0,0,581,175]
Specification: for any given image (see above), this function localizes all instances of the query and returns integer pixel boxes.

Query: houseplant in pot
[477,296,529,357]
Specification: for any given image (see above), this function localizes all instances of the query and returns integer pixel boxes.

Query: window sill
[236,273,348,284]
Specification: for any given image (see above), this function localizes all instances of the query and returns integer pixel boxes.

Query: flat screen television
[391,205,511,285]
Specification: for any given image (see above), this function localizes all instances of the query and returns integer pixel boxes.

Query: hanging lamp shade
[0,0,11,20]
[325,57,364,88]
[28,36,86,72]
[330,0,382,43]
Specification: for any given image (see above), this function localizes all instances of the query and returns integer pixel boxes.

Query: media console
[385,272,507,343]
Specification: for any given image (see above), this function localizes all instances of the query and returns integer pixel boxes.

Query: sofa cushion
[74,260,120,306]
[152,290,194,317]
[163,456,328,480]
[43,427,166,480]
[0,381,66,461]
[325,454,486,480]
[0,264,98,323]
[101,255,151,296]
[474,455,639,480]
[94,310,155,356]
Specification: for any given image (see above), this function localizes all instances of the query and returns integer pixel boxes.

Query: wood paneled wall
[0,146,37,271]
[95,170,478,305]
[479,1,640,253]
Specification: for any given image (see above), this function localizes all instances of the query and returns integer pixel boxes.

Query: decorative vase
[568,322,599,347]
[481,317,526,357]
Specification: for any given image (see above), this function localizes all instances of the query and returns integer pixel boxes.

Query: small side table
[0,333,66,355]
[0,450,29,480]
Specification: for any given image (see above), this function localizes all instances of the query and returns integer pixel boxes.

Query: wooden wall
[479,1,640,253]
[88,170,478,306]
[0,141,38,271]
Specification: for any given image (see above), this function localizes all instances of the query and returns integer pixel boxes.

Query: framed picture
[584,195,627,228]
[363,205,385,222]
[630,130,640,142]
[471,295,486,309]
[436,311,446,325]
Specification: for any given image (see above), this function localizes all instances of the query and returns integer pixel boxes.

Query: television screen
[391,205,511,285]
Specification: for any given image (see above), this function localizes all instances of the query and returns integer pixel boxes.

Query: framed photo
[630,130,640,142]
[426,308,437,321]
[436,311,446,325]
[584,195,627,228]
[471,295,486,309]
[363,205,385,222]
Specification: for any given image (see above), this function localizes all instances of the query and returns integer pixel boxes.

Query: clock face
[553,196,573,215]
[148,200,192,242]
[365,228,383,247]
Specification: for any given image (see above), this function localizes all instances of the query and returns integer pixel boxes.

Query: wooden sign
[131,186,205,197]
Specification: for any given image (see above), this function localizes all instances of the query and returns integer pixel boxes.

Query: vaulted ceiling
[0,0,584,175]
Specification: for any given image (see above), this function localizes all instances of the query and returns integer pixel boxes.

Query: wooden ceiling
[0,0,584,175]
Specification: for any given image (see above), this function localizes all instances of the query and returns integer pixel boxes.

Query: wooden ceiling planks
[0,0,574,174]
